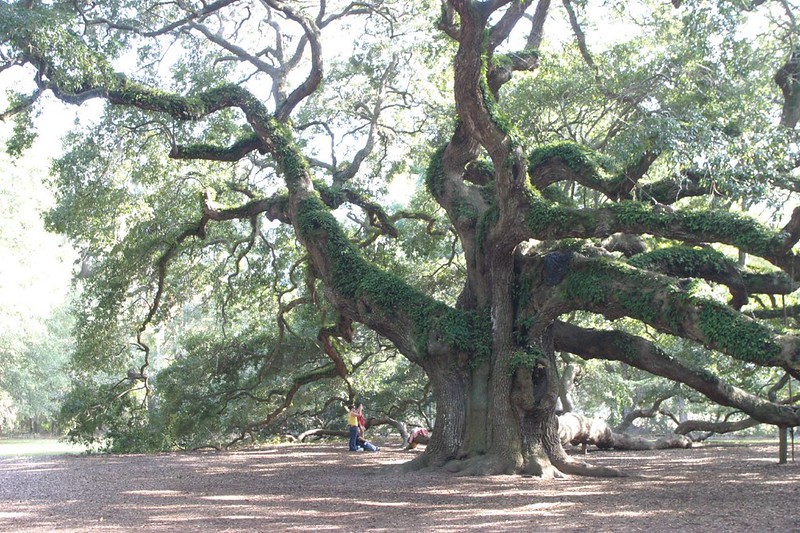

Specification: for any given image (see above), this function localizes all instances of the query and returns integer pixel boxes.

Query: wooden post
[779,425,788,464]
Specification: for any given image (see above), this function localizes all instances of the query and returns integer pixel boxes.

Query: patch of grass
[703,435,784,447]
[0,438,87,457]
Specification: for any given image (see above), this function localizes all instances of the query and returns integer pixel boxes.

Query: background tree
[0,123,74,435]
[2,0,800,476]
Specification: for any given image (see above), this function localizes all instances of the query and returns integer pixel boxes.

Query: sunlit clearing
[201,495,252,501]
[125,490,184,496]
[587,510,665,518]
[360,501,410,507]
[0,512,30,519]
[474,502,575,516]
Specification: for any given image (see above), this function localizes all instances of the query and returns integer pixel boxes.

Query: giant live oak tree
[2,0,800,476]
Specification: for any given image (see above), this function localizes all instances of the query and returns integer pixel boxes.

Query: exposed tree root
[398,447,450,473]
[550,456,628,478]
[395,444,624,479]
[442,454,522,476]
[521,458,565,479]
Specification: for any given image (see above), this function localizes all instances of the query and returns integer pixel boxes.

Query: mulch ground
[1,439,799,532]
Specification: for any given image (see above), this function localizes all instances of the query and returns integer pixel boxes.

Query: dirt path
[1,441,799,532]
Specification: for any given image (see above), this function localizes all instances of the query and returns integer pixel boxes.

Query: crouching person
[404,427,430,450]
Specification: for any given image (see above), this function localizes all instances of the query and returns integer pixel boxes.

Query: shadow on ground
[1,441,798,532]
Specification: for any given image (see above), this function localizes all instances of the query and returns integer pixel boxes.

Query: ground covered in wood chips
[1,440,799,532]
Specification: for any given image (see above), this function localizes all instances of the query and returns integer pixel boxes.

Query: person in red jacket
[357,405,366,438]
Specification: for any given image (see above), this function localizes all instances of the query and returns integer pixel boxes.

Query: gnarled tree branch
[552,320,800,427]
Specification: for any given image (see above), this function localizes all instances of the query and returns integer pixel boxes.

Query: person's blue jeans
[348,425,359,451]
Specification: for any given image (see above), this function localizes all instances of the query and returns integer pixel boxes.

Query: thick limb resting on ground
[558,412,691,451]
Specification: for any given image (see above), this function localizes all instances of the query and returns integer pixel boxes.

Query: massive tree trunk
[407,329,574,476]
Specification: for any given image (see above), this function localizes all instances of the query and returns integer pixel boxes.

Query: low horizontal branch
[553,255,800,369]
[552,320,800,427]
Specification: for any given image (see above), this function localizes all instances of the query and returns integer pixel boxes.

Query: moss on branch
[476,202,499,248]
[679,210,784,257]
[562,259,688,331]
[480,43,518,141]
[628,246,737,276]
[528,142,623,192]
[529,142,615,178]
[508,345,546,375]
[464,158,495,185]
[697,300,780,365]
[520,192,789,266]
[610,203,785,256]
[524,189,581,234]
[424,145,448,199]
[296,195,490,359]
[491,48,540,72]
[424,144,482,230]
[172,133,264,161]
[7,15,307,188]
[475,34,524,172]
[560,257,785,366]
